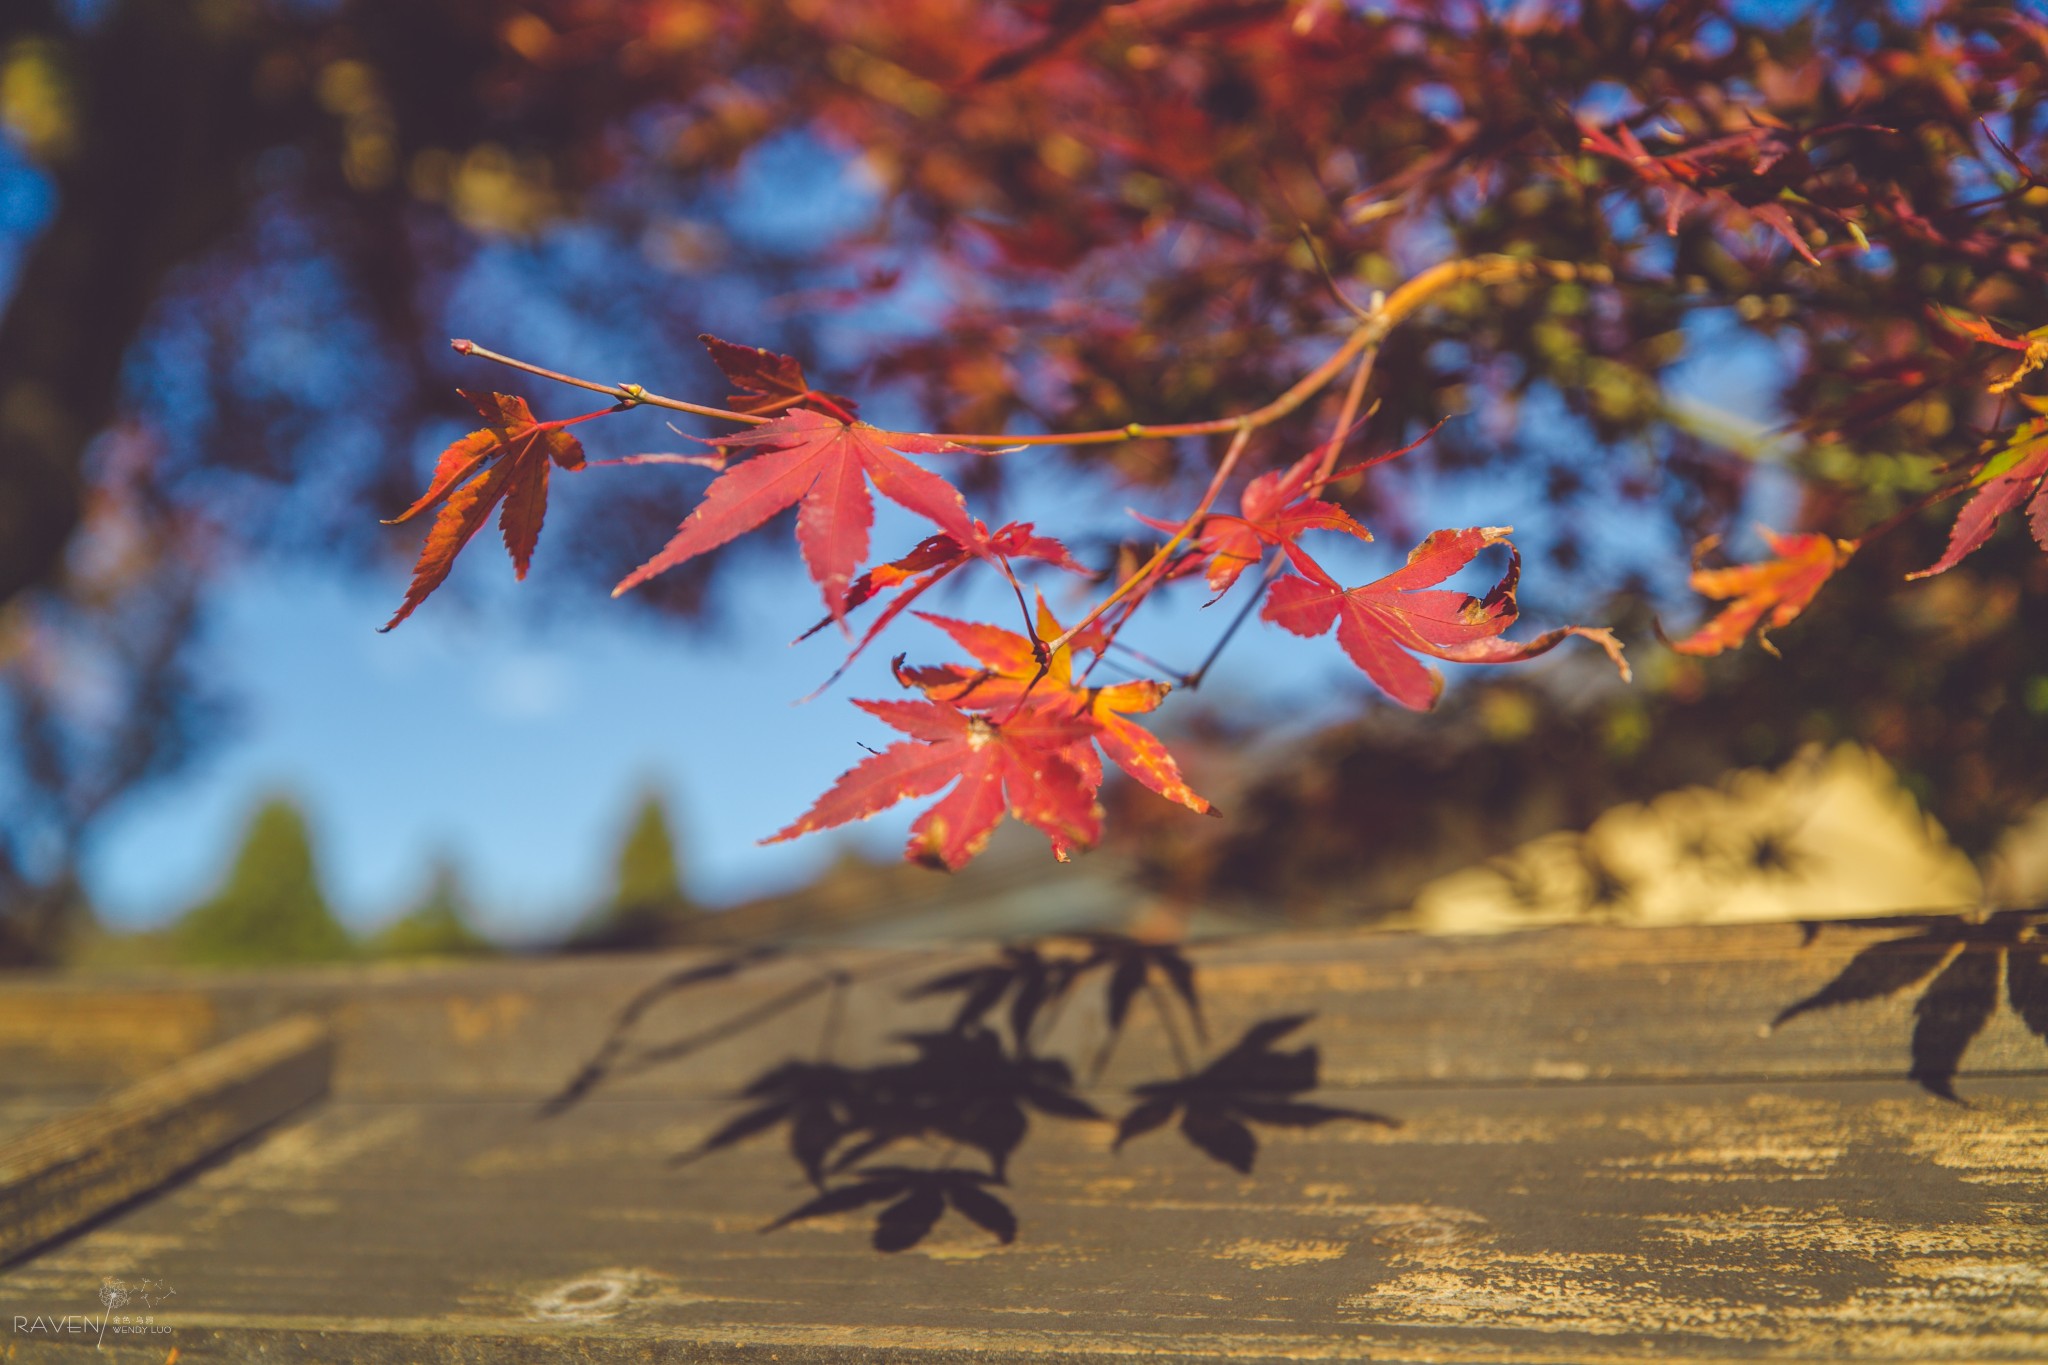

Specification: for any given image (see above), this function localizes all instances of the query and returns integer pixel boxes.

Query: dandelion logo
[96,1279,130,1349]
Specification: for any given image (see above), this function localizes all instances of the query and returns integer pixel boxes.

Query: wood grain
[4,1081,2045,1361]
[1,920,2043,1359]
[32,921,2027,1100]
[0,1014,332,1266]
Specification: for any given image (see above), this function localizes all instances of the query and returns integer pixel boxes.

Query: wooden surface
[1,920,2044,1361]
[0,1015,332,1266]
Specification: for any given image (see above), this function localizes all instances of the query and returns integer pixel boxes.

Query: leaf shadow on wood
[541,933,1397,1251]
[1112,1014,1398,1173]
[1773,907,2048,1101]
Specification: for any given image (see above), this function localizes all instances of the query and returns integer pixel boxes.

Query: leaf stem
[1310,347,1378,493]
[451,339,769,427]
[1184,553,1287,690]
[1046,423,1256,661]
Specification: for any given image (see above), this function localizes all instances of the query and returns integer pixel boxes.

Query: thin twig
[1298,223,1373,322]
[1044,423,1255,660]
[1185,553,1288,690]
[1310,347,1379,492]
[452,339,768,427]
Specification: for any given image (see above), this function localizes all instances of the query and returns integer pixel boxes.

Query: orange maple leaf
[1670,527,1857,657]
[896,602,1212,817]
[381,391,602,631]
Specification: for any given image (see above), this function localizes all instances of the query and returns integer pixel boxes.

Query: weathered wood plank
[4,1079,2044,1360]
[0,992,218,1093]
[0,1014,333,1266]
[4,922,2044,1358]
[16,922,2029,1099]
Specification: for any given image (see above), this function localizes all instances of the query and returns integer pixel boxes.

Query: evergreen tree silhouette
[173,797,353,966]
[566,790,697,952]
[369,856,493,959]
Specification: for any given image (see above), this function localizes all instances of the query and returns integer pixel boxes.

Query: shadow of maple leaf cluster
[1774,908,2048,1100]
[546,934,1394,1252]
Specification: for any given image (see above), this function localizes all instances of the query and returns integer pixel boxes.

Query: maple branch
[930,255,1610,450]
[1310,347,1378,493]
[1182,356,1371,690]
[453,257,1603,455]
[451,339,770,427]
[1048,422,1257,663]
[1012,258,1609,689]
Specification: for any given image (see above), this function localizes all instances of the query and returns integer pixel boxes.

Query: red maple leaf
[699,333,860,417]
[611,408,981,618]
[899,604,1212,816]
[764,698,1101,870]
[795,521,1086,693]
[1260,528,1629,710]
[1136,424,1435,595]
[380,390,603,631]
[1909,410,2048,580]
[1579,119,1822,265]
[1671,528,1858,656]
[1138,447,1370,594]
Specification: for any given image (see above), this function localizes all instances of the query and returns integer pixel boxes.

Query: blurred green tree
[566,790,697,952]
[367,855,493,959]
[173,797,353,966]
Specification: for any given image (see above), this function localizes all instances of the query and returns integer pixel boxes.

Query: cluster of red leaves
[1664,311,2048,650]
[1159,438,1627,710]
[1141,445,1373,595]
[381,295,2041,874]
[381,335,1645,869]
[769,602,1211,870]
[1910,405,2048,582]
[794,521,1086,694]
[1577,119,1833,265]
